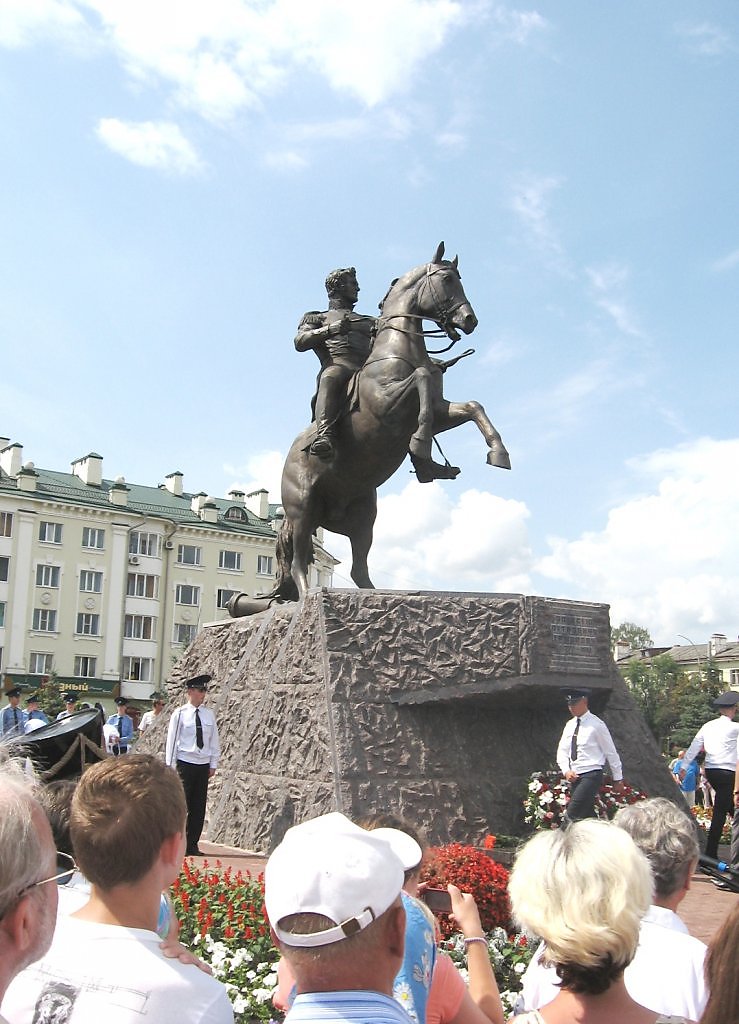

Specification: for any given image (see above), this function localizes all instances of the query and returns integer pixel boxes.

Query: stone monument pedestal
[143,589,677,853]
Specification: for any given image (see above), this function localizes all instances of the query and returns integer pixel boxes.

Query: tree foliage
[611,621,653,651]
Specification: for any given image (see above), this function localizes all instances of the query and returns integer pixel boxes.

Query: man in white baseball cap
[265,812,411,1024]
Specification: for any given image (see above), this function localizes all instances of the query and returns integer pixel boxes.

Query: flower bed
[444,927,534,1017]
[692,805,732,846]
[523,771,647,830]
[419,842,511,939]
[171,859,279,1022]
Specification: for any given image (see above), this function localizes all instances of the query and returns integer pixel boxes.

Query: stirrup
[410,454,460,484]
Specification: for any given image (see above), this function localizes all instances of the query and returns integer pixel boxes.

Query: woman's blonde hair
[508,819,652,993]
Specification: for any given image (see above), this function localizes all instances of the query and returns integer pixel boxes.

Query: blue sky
[1,1,738,646]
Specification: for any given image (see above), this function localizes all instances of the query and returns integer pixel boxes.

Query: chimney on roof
[709,633,728,657]
[72,452,103,487]
[245,488,269,519]
[191,492,207,514]
[17,462,38,491]
[227,488,246,504]
[199,496,218,524]
[109,476,129,506]
[0,442,23,477]
[165,471,184,497]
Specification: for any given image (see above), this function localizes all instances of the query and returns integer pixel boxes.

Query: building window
[32,608,57,632]
[129,531,161,557]
[82,526,105,550]
[216,588,238,609]
[175,584,200,606]
[124,614,156,640]
[0,601,5,627]
[0,511,12,537]
[173,623,198,645]
[126,573,159,598]
[121,656,153,682]
[75,613,100,636]
[74,655,97,678]
[79,570,103,593]
[225,506,248,522]
[0,556,8,582]
[731,669,739,687]
[29,652,54,675]
[218,549,242,571]
[257,555,274,576]
[35,564,60,588]
[39,521,63,544]
[177,544,202,567]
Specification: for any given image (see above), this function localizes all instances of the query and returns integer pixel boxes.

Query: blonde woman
[508,819,683,1024]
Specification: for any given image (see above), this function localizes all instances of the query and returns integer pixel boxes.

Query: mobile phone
[421,887,452,914]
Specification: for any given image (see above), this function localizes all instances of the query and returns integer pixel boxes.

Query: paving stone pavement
[193,838,738,946]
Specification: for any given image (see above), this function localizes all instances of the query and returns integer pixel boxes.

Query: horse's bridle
[374,262,468,352]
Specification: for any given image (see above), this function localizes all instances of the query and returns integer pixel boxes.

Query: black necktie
[195,708,204,749]
[571,717,581,762]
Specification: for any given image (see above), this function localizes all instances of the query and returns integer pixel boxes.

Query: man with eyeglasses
[0,762,59,1019]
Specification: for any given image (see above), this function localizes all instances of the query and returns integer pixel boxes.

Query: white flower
[540,791,554,804]
[514,961,526,974]
[232,994,248,1014]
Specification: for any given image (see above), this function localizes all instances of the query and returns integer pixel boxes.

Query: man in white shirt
[2,754,234,1024]
[679,690,739,860]
[0,762,59,1021]
[165,675,221,857]
[520,798,708,1022]
[555,688,625,824]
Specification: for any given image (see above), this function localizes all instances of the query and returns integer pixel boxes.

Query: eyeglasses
[18,852,77,898]
[0,852,77,921]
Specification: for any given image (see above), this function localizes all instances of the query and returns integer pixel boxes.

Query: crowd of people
[1,680,738,1023]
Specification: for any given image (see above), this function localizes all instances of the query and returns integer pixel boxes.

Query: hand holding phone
[421,887,453,914]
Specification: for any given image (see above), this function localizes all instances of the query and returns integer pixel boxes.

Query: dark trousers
[564,768,604,825]
[176,760,210,854]
[704,768,734,860]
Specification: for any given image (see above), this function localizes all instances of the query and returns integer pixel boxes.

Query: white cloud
[536,437,739,643]
[585,262,644,338]
[711,248,739,273]
[95,118,204,173]
[489,4,548,46]
[327,480,532,591]
[224,450,284,499]
[674,21,734,57]
[0,0,86,47]
[7,0,467,121]
[263,149,308,171]
[509,173,571,273]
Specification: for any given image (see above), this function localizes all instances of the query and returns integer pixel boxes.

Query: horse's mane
[377,261,438,313]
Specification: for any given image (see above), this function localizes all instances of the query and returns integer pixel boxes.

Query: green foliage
[34,671,64,720]
[621,654,679,744]
[611,621,653,651]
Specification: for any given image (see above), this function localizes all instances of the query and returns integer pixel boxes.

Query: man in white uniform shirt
[556,688,625,824]
[679,690,739,861]
[165,674,220,857]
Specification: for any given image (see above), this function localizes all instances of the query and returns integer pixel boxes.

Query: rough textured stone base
[138,589,678,853]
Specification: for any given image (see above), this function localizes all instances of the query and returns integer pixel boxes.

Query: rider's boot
[310,432,335,459]
[410,453,461,484]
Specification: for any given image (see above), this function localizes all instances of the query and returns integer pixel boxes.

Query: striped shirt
[286,990,414,1024]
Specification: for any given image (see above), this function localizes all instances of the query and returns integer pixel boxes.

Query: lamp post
[676,633,702,680]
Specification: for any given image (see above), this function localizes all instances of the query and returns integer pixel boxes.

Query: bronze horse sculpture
[231,243,510,611]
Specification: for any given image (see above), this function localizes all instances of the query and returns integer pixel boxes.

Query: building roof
[0,465,278,539]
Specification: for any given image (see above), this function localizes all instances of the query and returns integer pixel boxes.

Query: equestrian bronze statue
[230,242,510,611]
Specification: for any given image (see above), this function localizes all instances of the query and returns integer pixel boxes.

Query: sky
[1,0,738,647]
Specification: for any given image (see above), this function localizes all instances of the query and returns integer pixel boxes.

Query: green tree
[612,621,653,652]
[621,654,678,745]
[34,671,64,720]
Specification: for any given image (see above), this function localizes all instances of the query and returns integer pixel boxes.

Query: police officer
[0,687,27,738]
[556,688,625,824]
[107,696,134,754]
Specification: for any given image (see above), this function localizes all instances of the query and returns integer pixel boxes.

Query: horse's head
[418,241,478,341]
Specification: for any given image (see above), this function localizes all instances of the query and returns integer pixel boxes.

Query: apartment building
[0,439,336,702]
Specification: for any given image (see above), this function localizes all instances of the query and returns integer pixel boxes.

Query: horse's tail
[267,516,301,602]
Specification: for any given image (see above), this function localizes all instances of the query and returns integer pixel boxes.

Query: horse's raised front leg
[433,397,511,470]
